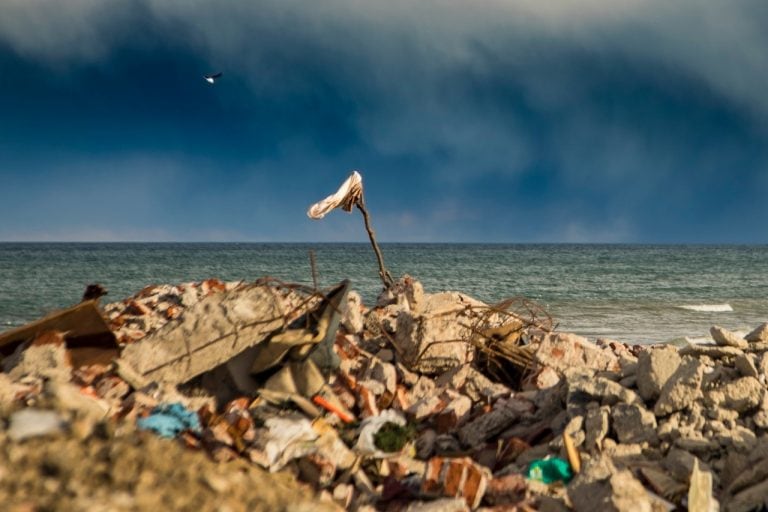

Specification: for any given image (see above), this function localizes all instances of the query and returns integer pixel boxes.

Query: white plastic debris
[263,417,318,471]
[307,171,363,219]
[8,408,66,441]
[355,409,407,458]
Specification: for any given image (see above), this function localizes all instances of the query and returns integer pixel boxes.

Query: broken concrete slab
[584,405,610,453]
[636,345,681,402]
[458,398,533,448]
[711,325,748,349]
[534,332,620,375]
[746,323,768,343]
[393,291,487,374]
[654,357,705,416]
[119,284,297,384]
[565,369,642,410]
[568,457,655,512]
[610,403,658,445]
[734,353,759,379]
[706,376,763,413]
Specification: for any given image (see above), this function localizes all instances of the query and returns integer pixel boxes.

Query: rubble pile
[1,275,768,511]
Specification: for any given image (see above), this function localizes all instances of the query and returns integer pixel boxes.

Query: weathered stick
[356,195,394,290]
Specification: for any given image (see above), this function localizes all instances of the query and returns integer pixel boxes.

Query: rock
[568,457,654,512]
[706,377,763,413]
[458,398,533,448]
[534,333,620,375]
[746,323,768,343]
[611,403,658,445]
[734,353,759,379]
[584,406,610,453]
[434,394,473,433]
[636,346,682,402]
[752,393,768,429]
[4,331,72,382]
[663,448,706,483]
[341,291,365,334]
[711,325,748,349]
[728,478,768,512]
[565,369,642,412]
[679,345,744,359]
[654,358,705,417]
[394,291,488,374]
[435,365,510,402]
[416,429,438,459]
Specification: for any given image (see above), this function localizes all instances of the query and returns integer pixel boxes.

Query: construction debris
[0,274,767,510]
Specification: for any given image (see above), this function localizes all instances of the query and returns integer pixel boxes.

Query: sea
[0,243,766,345]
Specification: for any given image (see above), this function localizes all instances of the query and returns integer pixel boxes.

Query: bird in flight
[204,72,223,84]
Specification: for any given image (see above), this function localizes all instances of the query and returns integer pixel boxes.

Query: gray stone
[566,369,642,412]
[746,322,768,343]
[728,479,768,512]
[434,365,510,402]
[120,284,319,384]
[611,403,658,445]
[711,325,748,349]
[394,291,488,374]
[679,344,744,359]
[735,353,759,379]
[584,406,611,453]
[706,376,763,413]
[654,358,705,416]
[753,393,768,429]
[636,346,682,402]
[715,424,757,451]
[458,398,533,448]
[568,457,654,512]
[663,448,706,483]
[534,332,621,375]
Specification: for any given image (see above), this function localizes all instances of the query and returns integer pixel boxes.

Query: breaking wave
[677,304,733,312]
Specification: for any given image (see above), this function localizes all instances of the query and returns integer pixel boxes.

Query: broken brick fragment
[421,456,490,509]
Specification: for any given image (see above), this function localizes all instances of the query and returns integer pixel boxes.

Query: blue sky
[1,0,767,242]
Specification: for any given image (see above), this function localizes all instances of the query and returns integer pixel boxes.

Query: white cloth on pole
[307,171,363,219]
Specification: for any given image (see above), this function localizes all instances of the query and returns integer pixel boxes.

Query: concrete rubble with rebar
[1,275,767,511]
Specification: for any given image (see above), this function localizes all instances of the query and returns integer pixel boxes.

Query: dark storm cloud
[1,1,768,241]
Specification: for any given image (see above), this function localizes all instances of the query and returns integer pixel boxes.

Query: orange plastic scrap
[313,395,355,424]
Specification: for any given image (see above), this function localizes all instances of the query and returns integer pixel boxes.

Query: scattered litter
[137,402,201,438]
[8,408,66,441]
[0,271,758,509]
[356,410,408,457]
[526,457,573,484]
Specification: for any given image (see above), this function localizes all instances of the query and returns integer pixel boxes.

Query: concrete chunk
[711,325,748,349]
[636,346,681,402]
[654,358,704,416]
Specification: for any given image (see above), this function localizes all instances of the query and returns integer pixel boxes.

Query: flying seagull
[204,72,222,84]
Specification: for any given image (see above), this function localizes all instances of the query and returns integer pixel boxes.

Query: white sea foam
[677,304,733,312]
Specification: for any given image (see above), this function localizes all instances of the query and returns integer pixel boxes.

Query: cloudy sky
[2,0,767,242]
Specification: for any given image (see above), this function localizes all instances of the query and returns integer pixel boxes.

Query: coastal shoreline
[0,276,765,510]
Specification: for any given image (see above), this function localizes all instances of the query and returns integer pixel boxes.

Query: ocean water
[0,243,766,345]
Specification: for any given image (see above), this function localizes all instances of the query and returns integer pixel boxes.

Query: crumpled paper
[307,171,363,219]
